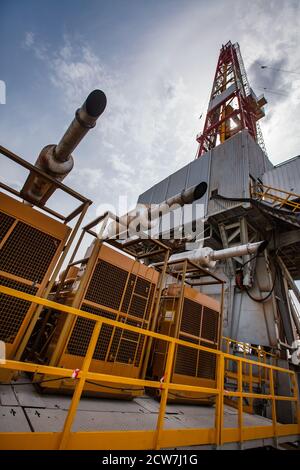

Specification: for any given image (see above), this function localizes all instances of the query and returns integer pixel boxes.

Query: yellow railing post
[214,353,225,448]
[237,360,243,447]
[249,363,253,414]
[269,368,278,448]
[58,319,102,450]
[1,285,299,450]
[154,340,175,450]
[291,372,300,430]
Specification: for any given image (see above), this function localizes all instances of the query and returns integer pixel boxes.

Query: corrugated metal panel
[207,131,250,217]
[166,166,189,199]
[138,155,210,207]
[246,132,273,179]
[138,130,273,221]
[151,177,169,204]
[263,156,300,196]
[137,154,210,238]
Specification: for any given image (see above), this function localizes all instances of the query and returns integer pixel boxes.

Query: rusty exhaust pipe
[21,89,107,205]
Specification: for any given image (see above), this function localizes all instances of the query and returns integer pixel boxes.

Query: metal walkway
[1,378,298,450]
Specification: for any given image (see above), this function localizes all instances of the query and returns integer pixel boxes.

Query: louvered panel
[121,274,136,313]
[0,276,37,343]
[201,307,219,342]
[174,337,198,377]
[85,260,128,309]
[0,221,60,283]
[180,298,202,337]
[0,212,15,242]
[197,341,217,380]
[66,304,117,360]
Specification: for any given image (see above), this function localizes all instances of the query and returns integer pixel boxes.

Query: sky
[1,0,300,226]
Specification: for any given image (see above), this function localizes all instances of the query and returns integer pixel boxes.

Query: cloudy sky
[1,0,300,224]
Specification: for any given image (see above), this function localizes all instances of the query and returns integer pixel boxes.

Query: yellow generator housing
[0,192,71,379]
[41,242,159,398]
[151,284,221,404]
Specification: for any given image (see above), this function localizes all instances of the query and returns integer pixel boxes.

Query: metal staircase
[251,182,300,228]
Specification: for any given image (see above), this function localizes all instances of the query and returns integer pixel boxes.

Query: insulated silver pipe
[168,241,267,269]
[101,182,208,239]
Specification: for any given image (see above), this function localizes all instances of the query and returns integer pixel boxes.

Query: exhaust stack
[21,89,107,205]
[102,182,208,239]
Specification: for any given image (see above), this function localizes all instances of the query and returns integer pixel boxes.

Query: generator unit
[0,90,106,380]
[39,241,160,398]
[0,191,71,372]
[151,283,222,404]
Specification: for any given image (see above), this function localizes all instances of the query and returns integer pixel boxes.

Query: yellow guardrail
[0,284,299,450]
[222,337,278,414]
[251,182,300,212]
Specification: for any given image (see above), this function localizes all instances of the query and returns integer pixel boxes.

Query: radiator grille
[0,213,15,242]
[135,277,151,297]
[115,318,144,365]
[0,276,37,343]
[201,307,219,342]
[146,284,155,320]
[173,301,219,380]
[85,260,128,309]
[0,221,60,283]
[65,260,156,371]
[174,338,198,377]
[128,295,148,319]
[180,299,202,336]
[174,335,217,380]
[198,341,217,380]
[121,274,136,312]
[66,304,117,360]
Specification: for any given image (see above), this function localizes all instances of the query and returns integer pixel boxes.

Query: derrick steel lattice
[196,41,267,157]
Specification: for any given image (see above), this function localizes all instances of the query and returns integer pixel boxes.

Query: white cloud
[68,167,104,191]
[237,0,300,163]
[24,31,34,48]
[18,0,300,218]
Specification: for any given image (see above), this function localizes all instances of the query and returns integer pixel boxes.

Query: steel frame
[196,41,260,157]
[0,145,92,365]
[0,284,299,450]
[251,182,300,213]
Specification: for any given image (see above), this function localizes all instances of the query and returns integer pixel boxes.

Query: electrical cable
[85,380,144,392]
[168,392,216,401]
[1,376,70,386]
[212,193,278,303]
[259,64,300,76]
[1,377,144,392]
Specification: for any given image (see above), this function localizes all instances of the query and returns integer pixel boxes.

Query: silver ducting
[168,241,267,269]
[101,182,207,239]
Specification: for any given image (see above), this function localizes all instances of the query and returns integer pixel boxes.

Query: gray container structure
[262,155,300,196]
[137,129,300,355]
[138,130,273,222]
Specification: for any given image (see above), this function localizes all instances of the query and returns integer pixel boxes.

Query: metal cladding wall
[138,130,273,224]
[138,153,210,238]
[262,155,300,195]
[246,131,273,178]
[207,131,273,218]
[138,153,210,208]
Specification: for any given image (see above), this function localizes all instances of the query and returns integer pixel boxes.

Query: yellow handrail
[251,182,300,213]
[0,284,299,450]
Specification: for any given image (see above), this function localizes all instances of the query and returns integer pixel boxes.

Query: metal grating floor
[1,376,299,449]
